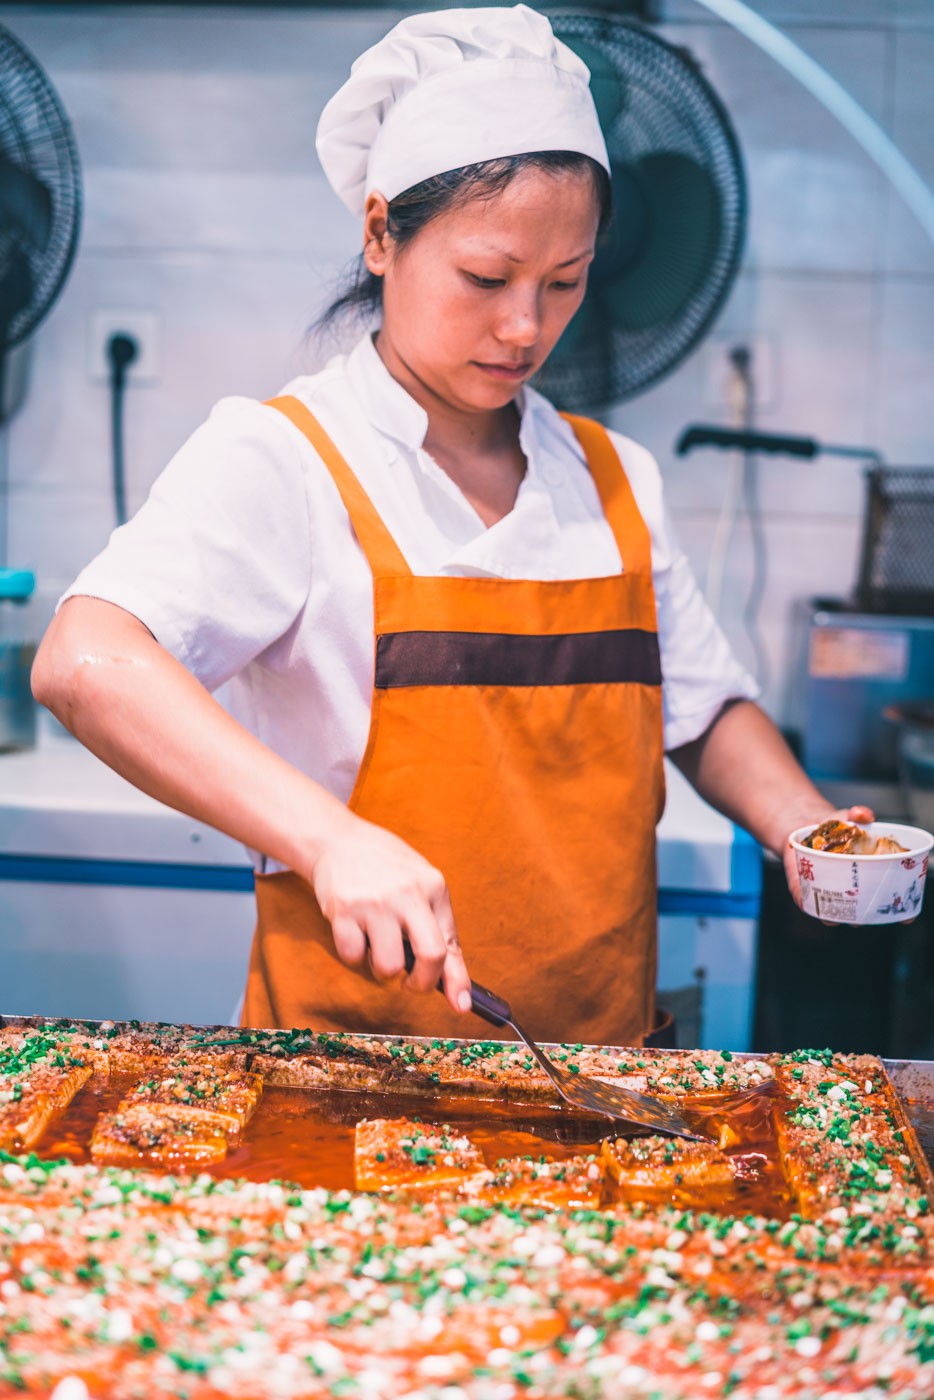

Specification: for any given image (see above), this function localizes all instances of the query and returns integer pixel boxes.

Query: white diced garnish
[50,1380,90,1400]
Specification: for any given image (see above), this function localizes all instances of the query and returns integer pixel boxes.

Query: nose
[495,288,541,350]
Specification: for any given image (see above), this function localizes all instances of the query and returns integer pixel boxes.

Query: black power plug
[106,331,139,384]
[106,331,140,526]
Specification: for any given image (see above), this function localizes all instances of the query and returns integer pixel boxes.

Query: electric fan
[0,22,81,416]
[538,10,746,411]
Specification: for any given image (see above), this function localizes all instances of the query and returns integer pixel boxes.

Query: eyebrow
[473,247,595,268]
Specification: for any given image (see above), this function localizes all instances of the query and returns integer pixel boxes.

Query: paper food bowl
[789,822,933,925]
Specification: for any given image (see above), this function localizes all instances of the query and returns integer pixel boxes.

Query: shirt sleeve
[59,398,313,693]
[606,428,760,751]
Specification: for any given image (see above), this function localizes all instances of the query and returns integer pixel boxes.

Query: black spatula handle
[401,938,512,1028]
[464,980,512,1028]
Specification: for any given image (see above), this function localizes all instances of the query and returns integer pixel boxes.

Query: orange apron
[242,398,665,1046]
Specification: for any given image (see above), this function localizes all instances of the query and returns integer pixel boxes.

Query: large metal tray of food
[2,1014,934,1398]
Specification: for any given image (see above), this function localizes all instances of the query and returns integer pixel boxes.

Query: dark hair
[316,150,612,333]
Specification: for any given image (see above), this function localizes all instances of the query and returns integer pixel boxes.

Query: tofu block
[91,1101,229,1169]
[602,1133,735,1202]
[355,1118,488,1192]
[0,1062,94,1150]
[125,1061,263,1137]
[479,1153,604,1210]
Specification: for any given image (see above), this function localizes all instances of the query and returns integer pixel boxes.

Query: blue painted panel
[0,854,254,892]
[730,827,764,898]
[2,826,763,919]
[657,889,761,918]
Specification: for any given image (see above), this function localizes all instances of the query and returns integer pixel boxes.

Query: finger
[784,846,803,909]
[845,804,876,823]
[330,915,368,969]
[401,900,448,995]
[362,911,406,984]
[431,887,472,1015]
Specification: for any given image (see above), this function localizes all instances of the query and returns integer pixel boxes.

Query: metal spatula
[402,943,711,1141]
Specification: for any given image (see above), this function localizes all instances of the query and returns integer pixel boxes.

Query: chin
[461,374,528,411]
[475,387,522,411]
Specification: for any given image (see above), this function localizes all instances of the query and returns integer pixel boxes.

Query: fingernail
[458,991,472,1013]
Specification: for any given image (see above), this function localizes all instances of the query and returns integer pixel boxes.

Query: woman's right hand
[309,812,473,1016]
[33,600,474,1013]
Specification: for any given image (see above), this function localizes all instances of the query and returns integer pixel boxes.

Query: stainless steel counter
[884,1058,934,1167]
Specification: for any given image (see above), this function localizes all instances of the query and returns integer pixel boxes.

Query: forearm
[667,699,837,857]
[31,597,352,881]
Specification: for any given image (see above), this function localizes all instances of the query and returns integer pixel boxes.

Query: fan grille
[536,12,746,411]
[0,25,81,348]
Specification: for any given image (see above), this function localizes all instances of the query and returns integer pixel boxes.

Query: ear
[362,192,391,276]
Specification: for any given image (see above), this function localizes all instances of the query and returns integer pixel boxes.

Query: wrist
[759,791,837,859]
[282,787,359,886]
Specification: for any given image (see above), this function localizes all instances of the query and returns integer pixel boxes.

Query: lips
[473,361,533,381]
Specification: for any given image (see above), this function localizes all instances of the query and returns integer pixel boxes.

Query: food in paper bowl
[800,818,907,855]
[789,820,933,924]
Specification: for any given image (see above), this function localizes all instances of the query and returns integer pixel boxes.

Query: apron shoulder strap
[267,397,649,581]
[266,395,411,579]
[560,413,652,577]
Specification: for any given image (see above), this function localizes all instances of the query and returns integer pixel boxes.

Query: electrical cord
[704,346,749,619]
[106,331,138,527]
[702,344,770,692]
[740,425,770,695]
[724,345,769,693]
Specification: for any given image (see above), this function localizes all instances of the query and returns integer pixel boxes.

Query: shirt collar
[345,331,429,450]
[344,330,556,463]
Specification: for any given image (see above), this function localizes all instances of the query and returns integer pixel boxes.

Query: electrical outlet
[699,334,779,415]
[88,310,161,384]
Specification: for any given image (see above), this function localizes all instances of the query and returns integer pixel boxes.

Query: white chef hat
[316,4,610,218]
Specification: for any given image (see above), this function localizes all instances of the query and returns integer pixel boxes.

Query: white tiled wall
[2,2,932,722]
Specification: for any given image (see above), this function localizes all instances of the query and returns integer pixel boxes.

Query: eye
[551,280,582,292]
[465,272,506,289]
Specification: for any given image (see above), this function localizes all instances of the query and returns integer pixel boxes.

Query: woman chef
[32,5,867,1047]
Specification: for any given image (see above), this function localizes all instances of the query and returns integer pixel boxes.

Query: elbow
[31,611,94,734]
[31,629,76,728]
[32,598,153,737]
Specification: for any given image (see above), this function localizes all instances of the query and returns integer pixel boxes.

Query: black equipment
[0,23,81,418]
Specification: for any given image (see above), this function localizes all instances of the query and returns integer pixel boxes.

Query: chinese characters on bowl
[789,822,933,925]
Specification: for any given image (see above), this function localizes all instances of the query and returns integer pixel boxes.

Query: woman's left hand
[666,701,880,921]
[782,804,875,911]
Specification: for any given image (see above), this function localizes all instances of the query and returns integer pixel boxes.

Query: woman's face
[367,166,600,415]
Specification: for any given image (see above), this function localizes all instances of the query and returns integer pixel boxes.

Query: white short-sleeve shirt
[63,332,757,868]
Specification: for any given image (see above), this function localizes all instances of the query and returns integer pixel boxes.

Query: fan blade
[591,161,650,285]
[0,154,53,252]
[536,295,617,410]
[601,154,722,330]
[0,246,35,328]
